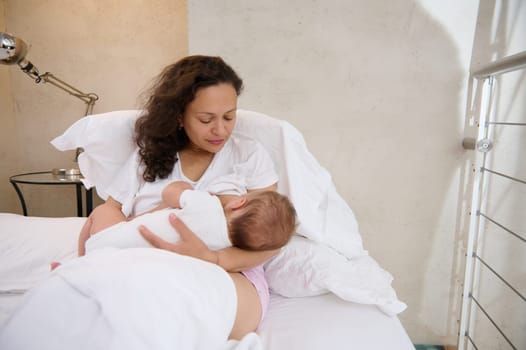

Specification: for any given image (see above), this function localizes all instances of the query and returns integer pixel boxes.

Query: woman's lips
[208,139,224,146]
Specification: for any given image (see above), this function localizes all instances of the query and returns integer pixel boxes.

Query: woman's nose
[211,120,227,136]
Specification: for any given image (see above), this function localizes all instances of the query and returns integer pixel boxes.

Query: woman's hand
[138,213,219,264]
[139,213,280,272]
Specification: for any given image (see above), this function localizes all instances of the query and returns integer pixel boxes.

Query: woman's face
[182,83,238,154]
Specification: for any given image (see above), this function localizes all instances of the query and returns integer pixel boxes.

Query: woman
[85,55,280,339]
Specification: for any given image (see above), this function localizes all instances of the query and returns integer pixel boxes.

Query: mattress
[259,293,414,349]
[0,291,413,349]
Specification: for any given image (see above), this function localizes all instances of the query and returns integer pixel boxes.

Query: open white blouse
[106,133,278,217]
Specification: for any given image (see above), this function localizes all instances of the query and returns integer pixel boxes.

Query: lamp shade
[0,32,29,65]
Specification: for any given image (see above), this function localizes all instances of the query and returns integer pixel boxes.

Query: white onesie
[85,190,231,253]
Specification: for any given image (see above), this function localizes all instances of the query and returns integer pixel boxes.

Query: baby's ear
[228,196,248,210]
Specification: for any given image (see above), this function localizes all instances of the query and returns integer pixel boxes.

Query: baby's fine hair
[135,55,243,182]
[229,191,297,251]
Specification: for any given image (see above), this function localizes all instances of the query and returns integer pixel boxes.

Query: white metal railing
[472,51,526,79]
[458,51,526,350]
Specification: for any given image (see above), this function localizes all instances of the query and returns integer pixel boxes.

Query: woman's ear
[178,116,184,130]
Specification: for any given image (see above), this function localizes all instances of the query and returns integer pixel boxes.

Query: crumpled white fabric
[264,236,407,316]
[235,110,365,258]
[0,248,265,350]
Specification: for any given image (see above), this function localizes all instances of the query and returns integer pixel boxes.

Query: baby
[79,181,297,255]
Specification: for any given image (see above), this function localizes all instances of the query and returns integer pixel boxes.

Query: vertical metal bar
[458,76,494,350]
[9,181,28,216]
[76,183,83,217]
[467,76,497,345]
[86,188,93,216]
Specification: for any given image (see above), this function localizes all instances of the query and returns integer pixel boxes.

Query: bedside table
[9,171,93,217]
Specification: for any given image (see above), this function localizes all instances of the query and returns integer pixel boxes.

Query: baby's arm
[162,181,194,209]
[126,181,193,221]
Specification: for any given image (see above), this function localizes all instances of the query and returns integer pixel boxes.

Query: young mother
[101,55,279,339]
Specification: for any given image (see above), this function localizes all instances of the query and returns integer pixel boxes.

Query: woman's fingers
[168,213,195,241]
[139,213,218,264]
[168,213,218,264]
[138,224,175,252]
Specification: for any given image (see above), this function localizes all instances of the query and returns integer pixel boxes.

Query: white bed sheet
[0,294,22,329]
[0,293,414,349]
[0,293,414,350]
[259,293,414,349]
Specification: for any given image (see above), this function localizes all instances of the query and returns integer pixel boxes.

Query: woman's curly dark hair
[135,55,243,182]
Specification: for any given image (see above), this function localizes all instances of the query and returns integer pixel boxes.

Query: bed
[0,110,414,349]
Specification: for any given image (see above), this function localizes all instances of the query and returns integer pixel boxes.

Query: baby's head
[227,191,296,251]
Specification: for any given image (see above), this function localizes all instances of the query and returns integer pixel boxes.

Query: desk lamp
[0,31,99,176]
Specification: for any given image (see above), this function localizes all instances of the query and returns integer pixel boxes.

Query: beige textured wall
[0,0,23,214]
[187,0,479,345]
[0,0,187,216]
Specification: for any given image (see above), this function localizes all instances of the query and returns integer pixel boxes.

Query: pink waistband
[241,264,269,323]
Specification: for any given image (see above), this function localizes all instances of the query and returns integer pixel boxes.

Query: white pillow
[0,213,83,292]
[265,236,407,316]
[51,110,142,200]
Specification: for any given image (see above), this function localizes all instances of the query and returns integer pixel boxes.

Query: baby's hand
[162,181,194,208]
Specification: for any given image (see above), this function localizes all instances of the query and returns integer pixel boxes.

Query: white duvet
[0,247,262,350]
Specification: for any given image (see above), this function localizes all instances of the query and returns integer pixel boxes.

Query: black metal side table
[9,171,93,217]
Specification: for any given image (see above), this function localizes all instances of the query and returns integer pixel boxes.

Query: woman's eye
[199,119,212,124]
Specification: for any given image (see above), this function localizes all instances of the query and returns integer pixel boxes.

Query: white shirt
[106,133,278,217]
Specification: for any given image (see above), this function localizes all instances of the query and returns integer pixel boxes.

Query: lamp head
[0,32,40,79]
[0,32,29,65]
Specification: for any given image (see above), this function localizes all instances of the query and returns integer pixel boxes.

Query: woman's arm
[216,246,278,272]
[138,213,279,271]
